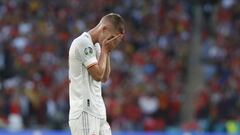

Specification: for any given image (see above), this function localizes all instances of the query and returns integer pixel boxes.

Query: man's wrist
[102,47,110,54]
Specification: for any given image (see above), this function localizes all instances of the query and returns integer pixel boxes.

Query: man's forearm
[98,50,109,77]
[102,55,111,82]
[87,49,109,82]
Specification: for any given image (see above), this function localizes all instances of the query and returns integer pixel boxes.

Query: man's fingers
[106,34,122,43]
[103,34,113,44]
[117,35,124,42]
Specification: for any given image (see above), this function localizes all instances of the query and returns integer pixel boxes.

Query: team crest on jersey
[84,47,93,55]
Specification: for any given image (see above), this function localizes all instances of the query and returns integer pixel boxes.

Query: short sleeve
[76,37,98,68]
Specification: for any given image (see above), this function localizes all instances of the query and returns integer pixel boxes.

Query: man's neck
[88,28,98,45]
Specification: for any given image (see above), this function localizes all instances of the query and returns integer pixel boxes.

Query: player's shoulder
[73,32,92,45]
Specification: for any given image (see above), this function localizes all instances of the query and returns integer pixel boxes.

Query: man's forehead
[107,22,124,34]
[109,27,122,36]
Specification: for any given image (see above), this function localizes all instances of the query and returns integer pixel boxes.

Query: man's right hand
[102,34,123,53]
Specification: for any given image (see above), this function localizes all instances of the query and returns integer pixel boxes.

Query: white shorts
[69,112,112,135]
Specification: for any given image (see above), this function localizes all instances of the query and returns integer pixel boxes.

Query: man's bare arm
[87,34,121,82]
[101,55,111,83]
[87,49,109,82]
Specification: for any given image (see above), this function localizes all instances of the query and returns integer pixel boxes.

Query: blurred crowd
[1,0,239,133]
[196,0,240,133]
[0,0,192,131]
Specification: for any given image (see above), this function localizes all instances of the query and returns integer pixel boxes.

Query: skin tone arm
[87,34,122,82]
[101,55,111,83]
[101,33,123,82]
[87,47,109,82]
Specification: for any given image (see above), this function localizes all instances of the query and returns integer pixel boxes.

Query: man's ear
[101,25,108,32]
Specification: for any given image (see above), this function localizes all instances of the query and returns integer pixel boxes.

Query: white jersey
[68,32,106,120]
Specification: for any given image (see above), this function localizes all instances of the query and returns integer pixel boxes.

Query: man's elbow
[93,75,103,82]
[93,76,108,83]
[88,67,107,82]
[101,77,109,83]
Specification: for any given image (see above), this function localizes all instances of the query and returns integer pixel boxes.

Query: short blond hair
[101,13,125,34]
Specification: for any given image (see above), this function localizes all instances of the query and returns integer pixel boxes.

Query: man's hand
[102,34,123,53]
[87,34,122,82]
[88,34,123,82]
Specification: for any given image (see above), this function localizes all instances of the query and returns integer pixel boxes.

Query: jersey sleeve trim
[87,62,98,69]
[83,57,98,68]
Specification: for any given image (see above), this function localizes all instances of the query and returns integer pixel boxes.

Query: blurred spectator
[197,0,240,133]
